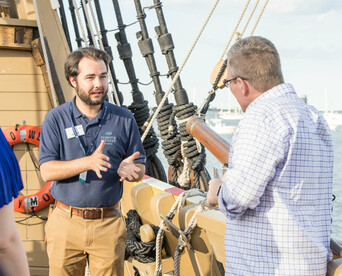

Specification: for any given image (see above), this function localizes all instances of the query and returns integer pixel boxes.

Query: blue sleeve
[39,111,61,166]
[0,129,23,207]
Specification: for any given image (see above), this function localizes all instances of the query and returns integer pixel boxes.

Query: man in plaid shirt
[207,36,333,275]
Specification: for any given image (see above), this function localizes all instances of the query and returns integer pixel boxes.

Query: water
[156,110,342,242]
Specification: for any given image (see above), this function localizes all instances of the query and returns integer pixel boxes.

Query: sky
[64,0,342,112]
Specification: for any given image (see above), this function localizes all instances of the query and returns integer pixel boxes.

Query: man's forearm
[40,157,90,182]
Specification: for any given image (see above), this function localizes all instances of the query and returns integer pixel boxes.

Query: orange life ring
[3,124,41,147]
[3,125,55,213]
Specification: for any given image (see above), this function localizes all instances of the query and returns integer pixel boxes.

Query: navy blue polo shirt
[39,97,146,207]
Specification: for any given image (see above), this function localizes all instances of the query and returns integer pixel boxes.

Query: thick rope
[147,105,181,185]
[219,0,251,60]
[125,210,160,263]
[32,0,58,108]
[154,221,167,275]
[177,142,190,187]
[130,102,165,181]
[173,103,209,190]
[250,0,269,36]
[141,0,220,142]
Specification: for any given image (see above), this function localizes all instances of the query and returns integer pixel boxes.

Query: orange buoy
[3,125,55,213]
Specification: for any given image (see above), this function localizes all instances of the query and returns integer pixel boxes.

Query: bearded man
[39,47,146,276]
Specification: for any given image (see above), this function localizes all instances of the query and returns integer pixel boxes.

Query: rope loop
[125,210,162,263]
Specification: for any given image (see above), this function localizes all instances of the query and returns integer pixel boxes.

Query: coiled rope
[141,0,220,142]
[141,0,220,190]
[130,101,166,181]
[137,3,185,187]
[125,209,162,263]
[144,104,182,186]
[172,103,210,190]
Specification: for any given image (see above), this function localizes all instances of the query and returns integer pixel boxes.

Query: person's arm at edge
[0,201,30,276]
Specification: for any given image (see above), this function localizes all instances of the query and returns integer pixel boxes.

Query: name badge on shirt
[79,171,87,183]
[65,125,85,139]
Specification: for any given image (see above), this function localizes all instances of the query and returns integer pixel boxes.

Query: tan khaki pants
[45,206,126,276]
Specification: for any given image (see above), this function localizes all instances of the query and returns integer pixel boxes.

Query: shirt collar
[71,96,106,122]
[246,83,296,112]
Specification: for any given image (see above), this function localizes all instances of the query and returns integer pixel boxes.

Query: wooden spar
[186,116,230,165]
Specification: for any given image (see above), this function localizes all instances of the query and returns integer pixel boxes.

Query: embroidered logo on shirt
[101,134,116,145]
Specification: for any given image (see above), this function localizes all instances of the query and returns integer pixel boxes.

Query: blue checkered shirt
[218,83,333,275]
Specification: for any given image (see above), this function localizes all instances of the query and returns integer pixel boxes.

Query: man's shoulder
[43,101,70,124]
[47,101,69,115]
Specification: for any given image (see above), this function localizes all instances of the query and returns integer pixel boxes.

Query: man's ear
[237,77,249,97]
[69,76,77,88]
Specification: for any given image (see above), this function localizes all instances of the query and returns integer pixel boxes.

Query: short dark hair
[64,47,111,86]
[227,36,284,92]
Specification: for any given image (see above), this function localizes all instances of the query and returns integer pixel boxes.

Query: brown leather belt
[56,201,119,219]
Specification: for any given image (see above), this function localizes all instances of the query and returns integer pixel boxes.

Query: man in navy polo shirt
[39,47,146,276]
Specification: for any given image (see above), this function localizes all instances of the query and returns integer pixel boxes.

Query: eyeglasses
[223,77,248,88]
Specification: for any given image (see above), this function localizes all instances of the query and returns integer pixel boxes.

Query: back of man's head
[227,36,284,92]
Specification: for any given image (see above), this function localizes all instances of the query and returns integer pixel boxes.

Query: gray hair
[227,36,284,92]
[64,47,111,86]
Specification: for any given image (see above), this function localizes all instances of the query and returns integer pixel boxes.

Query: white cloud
[268,0,342,15]
[315,9,337,21]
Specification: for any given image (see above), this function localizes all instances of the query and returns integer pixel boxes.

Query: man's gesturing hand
[88,140,111,179]
[117,152,142,182]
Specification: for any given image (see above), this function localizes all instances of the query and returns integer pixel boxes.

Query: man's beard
[76,86,107,106]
